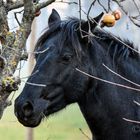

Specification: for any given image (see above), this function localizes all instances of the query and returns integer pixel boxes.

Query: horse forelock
[35,18,85,59]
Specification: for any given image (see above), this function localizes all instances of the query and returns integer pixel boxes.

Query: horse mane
[35,17,84,59]
[35,17,139,60]
[93,29,139,60]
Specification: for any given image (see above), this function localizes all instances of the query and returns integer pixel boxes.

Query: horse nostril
[22,101,34,117]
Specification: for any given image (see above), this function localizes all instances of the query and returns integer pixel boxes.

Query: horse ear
[81,12,104,35]
[48,9,61,27]
[90,12,104,30]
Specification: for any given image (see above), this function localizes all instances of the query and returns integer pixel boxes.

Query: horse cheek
[63,74,87,103]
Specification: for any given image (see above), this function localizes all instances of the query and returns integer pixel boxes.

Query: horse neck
[114,57,140,85]
[78,40,114,137]
[78,40,140,139]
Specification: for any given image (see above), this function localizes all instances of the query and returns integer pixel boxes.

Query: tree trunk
[0,0,56,120]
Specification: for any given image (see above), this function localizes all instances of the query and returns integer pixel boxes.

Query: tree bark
[0,0,55,119]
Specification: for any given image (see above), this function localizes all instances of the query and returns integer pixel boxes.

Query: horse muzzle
[14,97,49,127]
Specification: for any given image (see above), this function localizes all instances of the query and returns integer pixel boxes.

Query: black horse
[15,9,140,140]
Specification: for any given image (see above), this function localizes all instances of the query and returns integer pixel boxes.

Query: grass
[0,100,91,140]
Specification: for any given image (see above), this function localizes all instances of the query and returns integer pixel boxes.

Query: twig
[129,17,140,27]
[112,0,140,27]
[133,100,140,106]
[85,8,140,54]
[56,0,78,5]
[97,0,108,13]
[102,63,140,87]
[78,0,82,37]
[28,47,50,54]
[132,0,140,15]
[20,70,39,79]
[36,0,56,10]
[123,118,140,124]
[87,0,96,18]
[76,68,140,92]
[86,0,97,27]
[14,9,24,26]
[79,128,91,140]
[107,0,111,12]
[21,80,46,87]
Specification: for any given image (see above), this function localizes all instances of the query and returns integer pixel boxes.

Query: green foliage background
[0,100,90,140]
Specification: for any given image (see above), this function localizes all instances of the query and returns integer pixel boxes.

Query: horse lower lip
[23,121,41,128]
[18,116,42,128]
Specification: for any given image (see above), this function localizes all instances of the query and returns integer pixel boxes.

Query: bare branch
[97,0,108,12]
[123,118,140,124]
[102,63,140,87]
[7,1,24,11]
[133,100,140,106]
[87,0,96,18]
[56,0,78,5]
[7,0,56,13]
[129,17,140,27]
[36,0,56,10]
[79,128,91,140]
[75,68,140,92]
[14,9,24,26]
[22,80,46,87]
[133,0,140,15]
[112,0,140,27]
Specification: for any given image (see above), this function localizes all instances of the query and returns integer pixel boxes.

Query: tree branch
[7,1,24,11]
[112,0,140,27]
[36,0,56,10]
[0,0,56,119]
[7,0,56,12]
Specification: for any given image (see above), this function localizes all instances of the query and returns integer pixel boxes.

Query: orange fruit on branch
[102,14,116,27]
[101,10,122,28]
[113,10,122,20]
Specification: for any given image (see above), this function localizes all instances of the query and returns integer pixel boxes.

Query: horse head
[14,9,102,127]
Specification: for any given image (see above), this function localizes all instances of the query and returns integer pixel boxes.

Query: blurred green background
[0,95,91,140]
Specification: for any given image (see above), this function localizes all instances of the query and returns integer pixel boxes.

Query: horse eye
[61,54,72,63]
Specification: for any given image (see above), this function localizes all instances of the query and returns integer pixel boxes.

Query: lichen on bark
[0,0,56,119]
